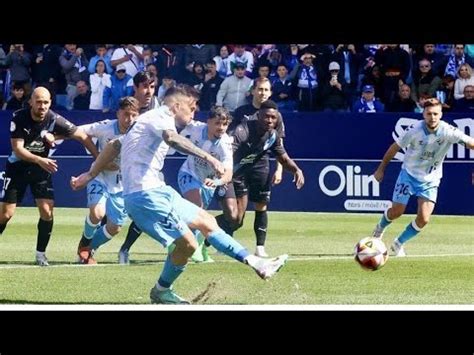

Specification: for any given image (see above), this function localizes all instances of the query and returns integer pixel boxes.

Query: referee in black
[0,87,99,266]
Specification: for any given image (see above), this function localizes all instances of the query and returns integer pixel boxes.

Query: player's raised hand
[293,169,305,189]
[70,172,93,190]
[38,157,58,173]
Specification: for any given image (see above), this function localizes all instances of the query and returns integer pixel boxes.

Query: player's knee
[176,237,198,257]
[388,207,403,220]
[39,210,53,221]
[89,210,104,224]
[416,216,430,228]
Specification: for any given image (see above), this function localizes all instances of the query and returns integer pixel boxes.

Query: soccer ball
[354,237,388,271]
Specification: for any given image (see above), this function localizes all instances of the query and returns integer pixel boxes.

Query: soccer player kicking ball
[372,98,474,256]
[71,84,288,304]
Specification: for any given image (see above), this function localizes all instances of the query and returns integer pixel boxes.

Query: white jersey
[397,120,472,182]
[179,120,233,182]
[121,106,176,195]
[80,119,123,194]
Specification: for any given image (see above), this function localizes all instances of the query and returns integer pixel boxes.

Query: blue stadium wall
[1,111,473,215]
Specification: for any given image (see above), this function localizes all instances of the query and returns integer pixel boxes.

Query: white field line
[0,252,472,270]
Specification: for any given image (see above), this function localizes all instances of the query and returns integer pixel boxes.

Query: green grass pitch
[0,208,472,305]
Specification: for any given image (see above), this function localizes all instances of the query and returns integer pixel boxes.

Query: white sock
[256,246,266,254]
[36,251,46,258]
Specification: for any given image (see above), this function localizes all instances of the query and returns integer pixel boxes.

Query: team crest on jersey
[10,121,16,132]
[217,186,226,197]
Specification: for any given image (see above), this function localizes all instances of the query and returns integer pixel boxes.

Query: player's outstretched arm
[276,153,304,189]
[163,129,225,176]
[70,138,121,190]
[70,127,100,158]
[373,142,401,182]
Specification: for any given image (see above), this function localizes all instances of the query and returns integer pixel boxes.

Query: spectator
[444,44,470,78]
[88,44,113,74]
[438,74,456,112]
[454,63,474,100]
[453,85,474,112]
[271,63,296,111]
[410,59,442,104]
[386,84,417,112]
[320,61,349,112]
[59,44,90,110]
[89,60,111,110]
[216,61,252,112]
[5,44,32,96]
[111,44,144,78]
[199,60,223,110]
[102,63,133,112]
[414,93,433,113]
[228,44,254,77]
[73,80,91,110]
[213,45,231,79]
[31,44,63,101]
[2,82,27,110]
[331,44,362,105]
[352,84,384,113]
[412,44,447,77]
[294,52,320,111]
[374,44,410,105]
[183,62,205,91]
[157,71,176,103]
[155,44,186,84]
[184,44,216,72]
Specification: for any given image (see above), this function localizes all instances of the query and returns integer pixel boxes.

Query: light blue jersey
[121,106,201,246]
[397,120,472,183]
[177,120,233,208]
[80,120,123,194]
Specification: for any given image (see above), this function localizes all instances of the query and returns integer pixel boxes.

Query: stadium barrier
[1,111,473,215]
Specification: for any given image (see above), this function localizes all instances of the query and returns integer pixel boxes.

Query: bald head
[30,86,52,121]
[32,87,52,101]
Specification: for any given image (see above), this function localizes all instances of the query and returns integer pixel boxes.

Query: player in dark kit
[215,100,304,257]
[0,87,99,266]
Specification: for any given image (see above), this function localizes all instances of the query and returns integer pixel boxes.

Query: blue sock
[378,209,392,229]
[398,220,422,244]
[83,215,100,240]
[158,255,186,289]
[90,226,113,250]
[207,229,249,263]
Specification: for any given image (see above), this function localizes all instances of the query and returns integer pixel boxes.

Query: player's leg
[0,161,27,234]
[35,198,54,266]
[124,187,197,304]
[85,193,127,264]
[0,202,16,235]
[248,167,272,257]
[175,187,288,281]
[392,182,437,257]
[78,180,107,251]
[215,182,240,237]
[31,170,55,266]
[118,221,142,262]
[373,169,411,239]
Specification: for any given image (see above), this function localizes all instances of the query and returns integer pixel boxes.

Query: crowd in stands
[1,43,474,114]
